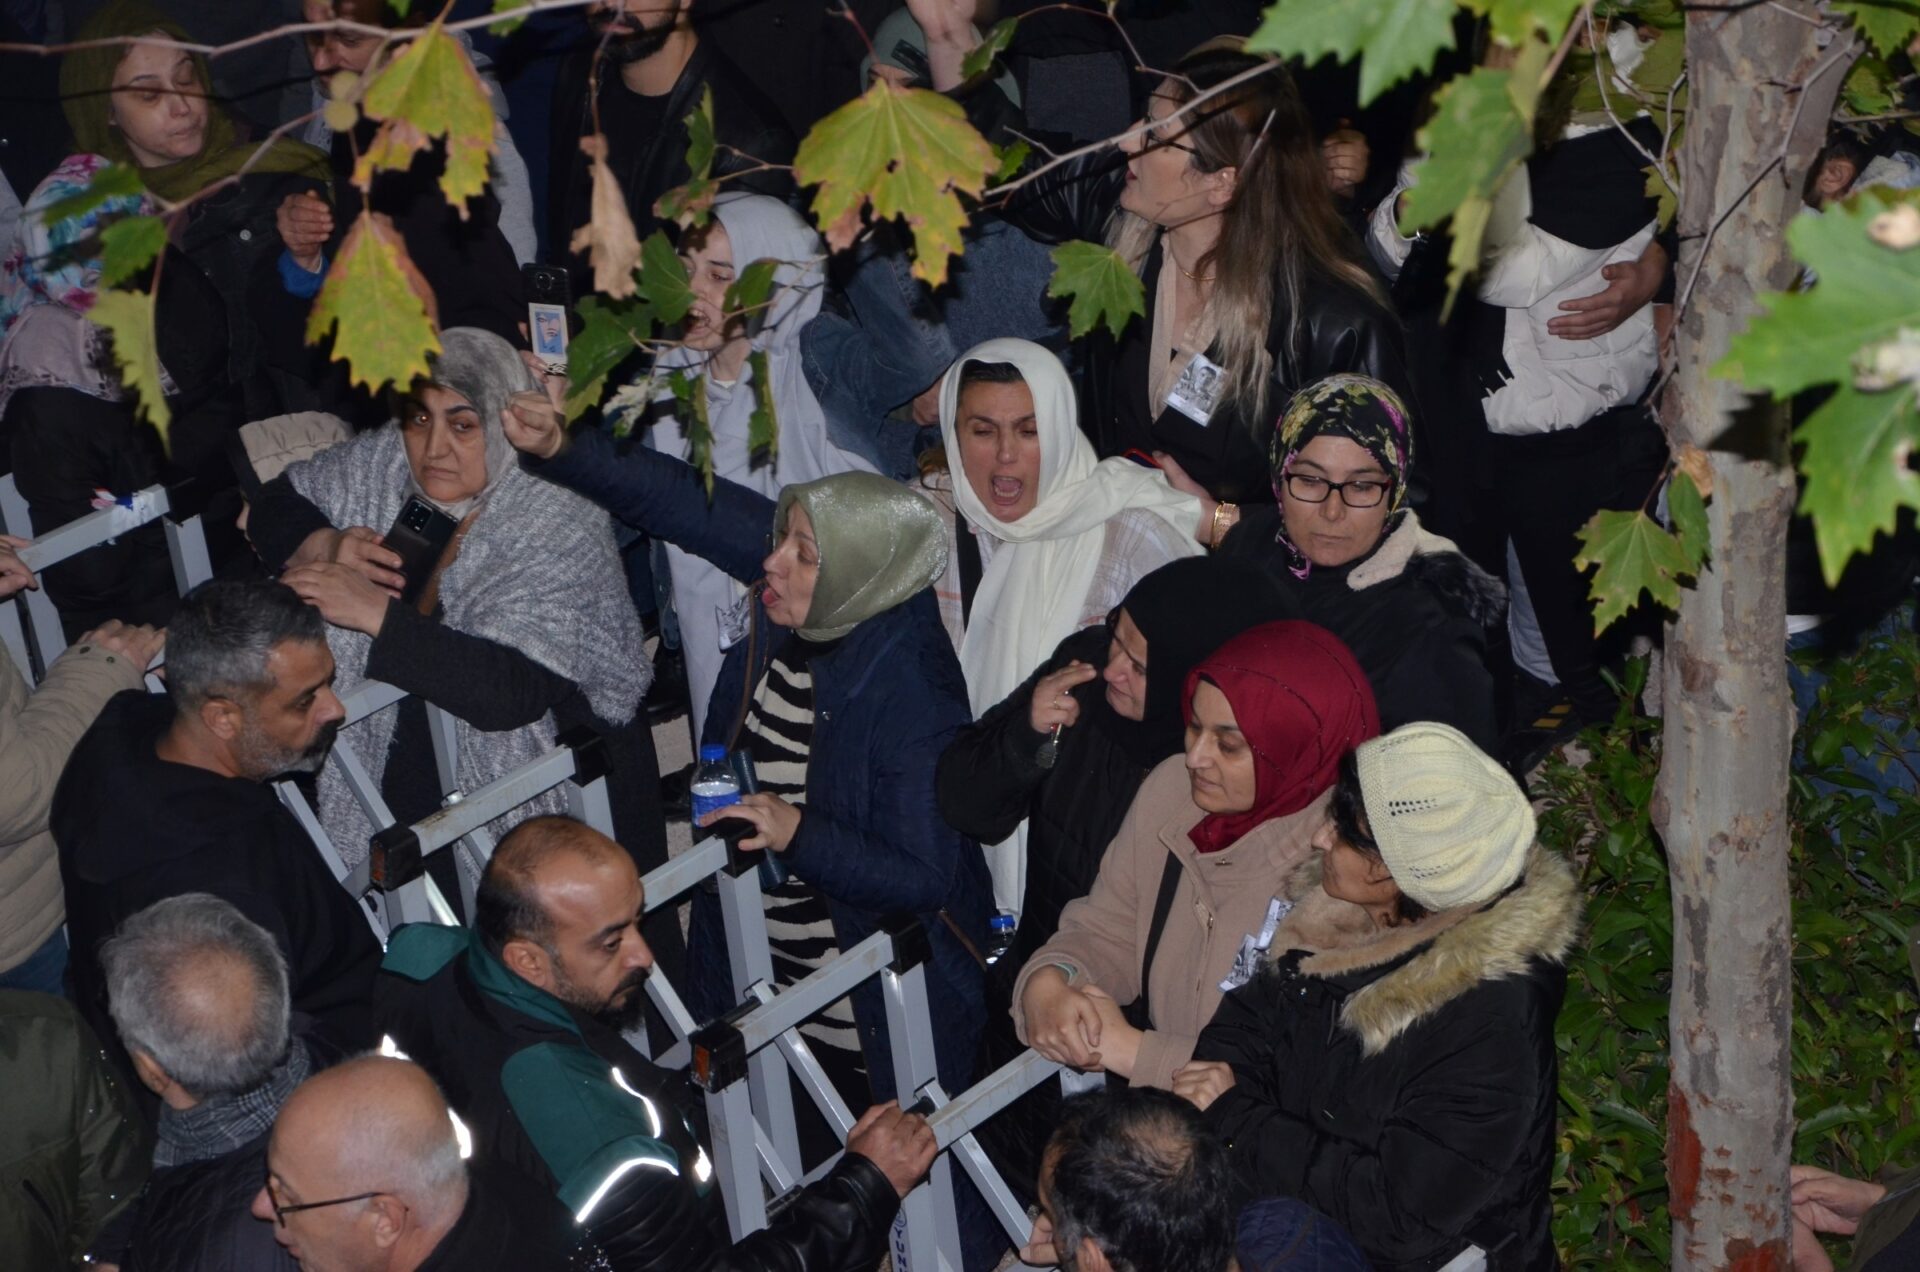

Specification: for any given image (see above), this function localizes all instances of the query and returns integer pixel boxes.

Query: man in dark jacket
[52,579,380,1095]
[253,1054,590,1270]
[103,894,307,1272]
[374,814,933,1271]
[548,0,796,294]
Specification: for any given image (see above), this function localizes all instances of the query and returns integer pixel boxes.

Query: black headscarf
[1093,556,1298,766]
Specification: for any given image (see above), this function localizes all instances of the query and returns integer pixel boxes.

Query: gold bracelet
[1210,501,1237,549]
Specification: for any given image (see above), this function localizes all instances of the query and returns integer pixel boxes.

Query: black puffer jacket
[1195,851,1579,1272]
[985,143,1411,505]
[122,1136,295,1272]
[1219,510,1504,749]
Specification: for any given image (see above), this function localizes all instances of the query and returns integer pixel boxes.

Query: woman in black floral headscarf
[1218,375,1505,748]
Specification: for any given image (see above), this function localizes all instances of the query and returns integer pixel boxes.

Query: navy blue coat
[528,430,990,1101]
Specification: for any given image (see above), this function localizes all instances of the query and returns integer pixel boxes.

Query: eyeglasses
[264,1174,385,1227]
[1282,472,1389,509]
[1139,111,1201,157]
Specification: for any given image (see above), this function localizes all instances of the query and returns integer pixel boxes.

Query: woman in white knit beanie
[1177,721,1582,1272]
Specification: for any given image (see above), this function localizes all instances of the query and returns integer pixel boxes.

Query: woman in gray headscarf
[246,328,665,913]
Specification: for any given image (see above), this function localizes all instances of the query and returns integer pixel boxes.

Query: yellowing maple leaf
[89,289,171,445]
[793,82,994,287]
[355,23,495,215]
[570,134,642,300]
[305,212,440,394]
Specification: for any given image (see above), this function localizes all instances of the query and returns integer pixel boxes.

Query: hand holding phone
[384,496,460,606]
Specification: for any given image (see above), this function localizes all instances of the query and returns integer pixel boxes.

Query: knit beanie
[1354,722,1535,912]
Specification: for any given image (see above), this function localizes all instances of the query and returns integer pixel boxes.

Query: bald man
[374,814,933,1271]
[251,1055,580,1271]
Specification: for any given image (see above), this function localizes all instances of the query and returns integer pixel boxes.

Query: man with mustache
[550,0,795,295]
[53,578,379,1103]
[375,815,932,1270]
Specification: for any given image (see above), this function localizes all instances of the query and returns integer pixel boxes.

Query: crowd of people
[1,0,1916,1270]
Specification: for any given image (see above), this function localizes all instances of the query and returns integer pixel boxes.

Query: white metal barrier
[269,708,1496,1269]
[0,476,212,682]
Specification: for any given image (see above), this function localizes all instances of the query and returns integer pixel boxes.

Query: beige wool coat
[0,636,145,971]
[1012,754,1336,1089]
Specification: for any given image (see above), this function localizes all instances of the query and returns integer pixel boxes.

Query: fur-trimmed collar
[1345,512,1509,631]
[1294,849,1581,1055]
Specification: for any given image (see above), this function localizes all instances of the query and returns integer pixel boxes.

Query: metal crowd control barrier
[274,679,619,945]
[0,477,212,682]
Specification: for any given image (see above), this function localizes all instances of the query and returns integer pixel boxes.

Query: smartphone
[524,263,571,375]
[385,495,459,607]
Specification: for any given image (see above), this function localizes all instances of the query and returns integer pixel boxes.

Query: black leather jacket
[991,141,1412,505]
[375,923,900,1272]
[549,40,796,291]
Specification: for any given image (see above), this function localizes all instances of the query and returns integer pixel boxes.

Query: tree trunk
[1659,6,1855,1269]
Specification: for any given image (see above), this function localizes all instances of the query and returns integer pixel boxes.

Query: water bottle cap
[990,913,1016,932]
[698,743,728,762]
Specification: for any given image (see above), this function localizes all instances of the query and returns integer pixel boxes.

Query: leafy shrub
[1544,627,1920,1268]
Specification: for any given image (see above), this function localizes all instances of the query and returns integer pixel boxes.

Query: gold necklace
[1168,243,1214,284]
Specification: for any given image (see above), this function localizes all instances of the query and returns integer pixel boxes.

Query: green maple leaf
[567,295,654,422]
[357,23,496,214]
[1644,162,1677,232]
[655,87,718,229]
[1247,0,1456,108]
[748,348,779,464]
[1667,468,1710,571]
[992,139,1031,184]
[488,0,528,35]
[1401,45,1549,305]
[1047,240,1146,340]
[1574,507,1692,634]
[962,19,1018,82]
[305,212,439,394]
[98,215,167,287]
[89,289,172,443]
[1833,0,1920,58]
[1469,0,1584,46]
[793,82,995,287]
[1844,53,1897,118]
[669,371,715,493]
[1718,192,1920,397]
[724,259,779,327]
[39,163,145,227]
[1794,382,1920,586]
[635,231,694,325]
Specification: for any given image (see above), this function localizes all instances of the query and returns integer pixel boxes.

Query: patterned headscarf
[1269,374,1414,579]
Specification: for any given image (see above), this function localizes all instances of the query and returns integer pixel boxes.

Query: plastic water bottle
[984,911,1018,965]
[690,743,740,828]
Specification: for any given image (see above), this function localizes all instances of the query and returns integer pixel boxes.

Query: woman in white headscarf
[649,192,874,737]
[927,337,1205,909]
[246,329,665,919]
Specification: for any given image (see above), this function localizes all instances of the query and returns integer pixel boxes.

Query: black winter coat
[937,625,1145,981]
[122,1136,295,1272]
[549,40,796,294]
[51,692,382,1099]
[984,143,1412,505]
[1218,511,1504,750]
[1195,852,1579,1271]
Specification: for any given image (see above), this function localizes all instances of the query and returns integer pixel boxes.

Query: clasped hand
[698,792,803,853]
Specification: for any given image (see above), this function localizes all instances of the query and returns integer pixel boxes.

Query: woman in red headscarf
[1008,620,1379,1091]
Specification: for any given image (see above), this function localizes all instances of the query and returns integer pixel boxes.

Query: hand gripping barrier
[0,476,212,682]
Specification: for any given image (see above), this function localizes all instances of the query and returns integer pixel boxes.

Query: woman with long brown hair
[910,9,1411,528]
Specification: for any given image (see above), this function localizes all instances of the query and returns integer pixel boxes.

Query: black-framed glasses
[1282,472,1389,509]
[1139,111,1201,156]
[265,1175,385,1227]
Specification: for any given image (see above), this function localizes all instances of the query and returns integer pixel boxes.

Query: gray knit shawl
[284,330,649,871]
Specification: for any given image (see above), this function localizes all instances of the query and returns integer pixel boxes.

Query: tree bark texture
[1660,6,1856,1270]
